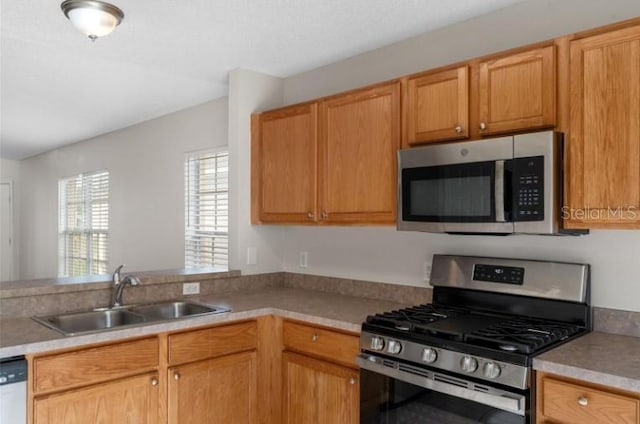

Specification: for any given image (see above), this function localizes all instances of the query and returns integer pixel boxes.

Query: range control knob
[370,336,385,351]
[421,348,438,363]
[460,356,478,373]
[483,362,501,379]
[387,340,402,355]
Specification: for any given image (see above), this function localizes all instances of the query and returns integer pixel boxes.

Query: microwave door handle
[495,160,505,222]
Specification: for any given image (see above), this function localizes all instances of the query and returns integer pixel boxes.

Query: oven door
[397,136,514,234]
[358,355,528,424]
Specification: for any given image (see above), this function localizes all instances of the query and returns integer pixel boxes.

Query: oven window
[402,161,496,222]
[360,370,526,424]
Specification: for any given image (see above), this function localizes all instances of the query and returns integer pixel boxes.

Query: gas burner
[464,318,582,354]
[365,304,467,334]
[499,344,519,352]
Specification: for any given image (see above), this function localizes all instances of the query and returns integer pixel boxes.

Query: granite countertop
[533,332,640,393]
[0,288,407,358]
[3,286,640,396]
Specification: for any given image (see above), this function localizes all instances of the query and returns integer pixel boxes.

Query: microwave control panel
[513,156,544,221]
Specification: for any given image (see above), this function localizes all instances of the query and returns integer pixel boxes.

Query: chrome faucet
[111,265,141,308]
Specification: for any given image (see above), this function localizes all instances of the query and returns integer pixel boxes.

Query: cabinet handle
[151,377,158,386]
[349,377,357,385]
[454,125,463,134]
[577,396,588,407]
[321,211,328,220]
[307,212,314,220]
[479,122,487,131]
[174,372,181,380]
[311,333,319,342]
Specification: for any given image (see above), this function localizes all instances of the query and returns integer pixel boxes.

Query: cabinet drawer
[541,377,639,424]
[33,337,159,393]
[168,320,257,365]
[283,321,359,368]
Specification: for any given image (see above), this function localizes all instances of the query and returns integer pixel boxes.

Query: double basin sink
[33,301,230,336]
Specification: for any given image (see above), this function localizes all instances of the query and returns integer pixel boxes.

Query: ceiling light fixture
[61,0,124,42]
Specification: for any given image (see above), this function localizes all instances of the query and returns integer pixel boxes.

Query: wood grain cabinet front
[282,351,359,424]
[565,23,640,229]
[405,66,470,145]
[318,81,400,224]
[478,45,556,136]
[168,351,258,424]
[536,373,640,424]
[281,320,360,424]
[252,81,400,226]
[29,337,160,424]
[33,372,160,424]
[251,103,318,224]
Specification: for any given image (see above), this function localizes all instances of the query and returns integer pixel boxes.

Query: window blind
[58,170,109,277]
[185,150,228,268]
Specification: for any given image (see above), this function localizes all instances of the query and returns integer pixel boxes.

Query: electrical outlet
[183,282,200,295]
[247,247,257,265]
[423,262,432,282]
[299,251,308,268]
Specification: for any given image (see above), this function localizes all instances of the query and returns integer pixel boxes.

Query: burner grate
[365,304,466,333]
[464,318,582,354]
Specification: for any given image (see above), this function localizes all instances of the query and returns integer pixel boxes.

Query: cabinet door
[252,103,318,224]
[566,25,640,228]
[478,46,556,135]
[282,352,359,424]
[319,82,400,224]
[34,372,159,424]
[168,350,257,424]
[406,66,469,145]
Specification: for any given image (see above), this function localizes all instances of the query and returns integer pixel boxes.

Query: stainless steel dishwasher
[0,357,27,424]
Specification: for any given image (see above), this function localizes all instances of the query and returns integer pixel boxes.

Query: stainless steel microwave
[398,131,582,235]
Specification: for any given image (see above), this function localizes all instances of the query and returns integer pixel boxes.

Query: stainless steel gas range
[358,255,591,424]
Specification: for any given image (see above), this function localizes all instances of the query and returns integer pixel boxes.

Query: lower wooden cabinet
[168,351,257,423]
[536,372,640,424]
[33,372,159,424]
[27,317,360,424]
[282,351,359,424]
[281,320,360,424]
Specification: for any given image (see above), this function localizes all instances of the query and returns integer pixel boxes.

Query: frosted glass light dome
[61,0,124,41]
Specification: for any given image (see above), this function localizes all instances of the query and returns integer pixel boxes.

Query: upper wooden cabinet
[319,82,400,224]
[404,45,556,146]
[252,103,318,224]
[405,66,469,145]
[565,23,640,228]
[478,45,556,136]
[252,81,400,225]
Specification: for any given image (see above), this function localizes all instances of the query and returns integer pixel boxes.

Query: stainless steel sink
[33,309,146,336]
[127,301,227,320]
[32,301,230,336]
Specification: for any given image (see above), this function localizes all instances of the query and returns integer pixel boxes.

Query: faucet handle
[113,265,125,284]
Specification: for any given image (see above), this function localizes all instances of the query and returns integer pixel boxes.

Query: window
[58,170,109,277]
[185,150,228,268]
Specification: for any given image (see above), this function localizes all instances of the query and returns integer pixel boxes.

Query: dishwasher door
[0,357,27,424]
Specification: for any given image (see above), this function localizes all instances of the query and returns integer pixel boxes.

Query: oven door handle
[495,160,506,222]
[356,355,525,416]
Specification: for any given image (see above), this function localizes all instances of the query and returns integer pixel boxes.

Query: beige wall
[279,0,640,312]
[15,98,228,279]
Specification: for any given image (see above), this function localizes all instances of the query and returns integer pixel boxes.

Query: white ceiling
[1,0,524,160]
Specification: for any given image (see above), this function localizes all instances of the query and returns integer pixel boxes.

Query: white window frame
[184,148,228,269]
[58,170,110,277]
